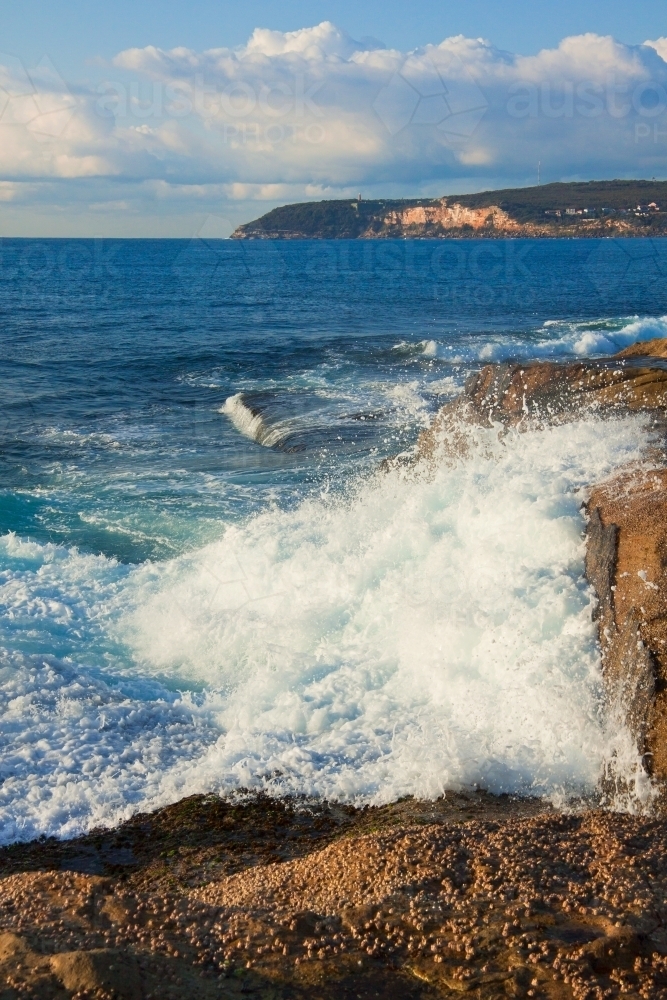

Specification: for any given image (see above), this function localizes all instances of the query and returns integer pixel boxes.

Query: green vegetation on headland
[231,179,667,239]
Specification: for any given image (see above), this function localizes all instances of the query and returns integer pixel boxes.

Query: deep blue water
[2,236,666,563]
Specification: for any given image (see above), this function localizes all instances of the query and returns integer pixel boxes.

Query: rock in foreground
[3,794,667,999]
[586,468,667,787]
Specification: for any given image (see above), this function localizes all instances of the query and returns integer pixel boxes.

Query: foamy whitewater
[0,415,654,842]
[1,237,666,843]
[405,314,667,364]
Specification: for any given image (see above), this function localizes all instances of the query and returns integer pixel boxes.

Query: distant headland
[231,179,667,239]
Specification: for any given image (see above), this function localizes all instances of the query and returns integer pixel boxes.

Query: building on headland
[231,181,667,239]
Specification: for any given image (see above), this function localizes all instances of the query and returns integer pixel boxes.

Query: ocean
[1,236,666,843]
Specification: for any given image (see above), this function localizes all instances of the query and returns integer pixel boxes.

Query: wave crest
[221,393,290,448]
[394,315,667,365]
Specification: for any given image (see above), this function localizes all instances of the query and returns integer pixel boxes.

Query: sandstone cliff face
[586,471,667,783]
[231,199,659,239]
[375,200,519,235]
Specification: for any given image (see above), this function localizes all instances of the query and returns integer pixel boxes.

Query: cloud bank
[1,23,667,234]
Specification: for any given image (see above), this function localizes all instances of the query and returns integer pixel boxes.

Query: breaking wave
[0,413,655,841]
[397,315,667,365]
[221,393,291,448]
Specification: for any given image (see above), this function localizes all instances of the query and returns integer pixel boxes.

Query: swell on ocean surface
[0,413,655,842]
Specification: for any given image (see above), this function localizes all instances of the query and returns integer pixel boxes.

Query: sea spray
[121,414,653,803]
[0,413,656,841]
[396,314,667,364]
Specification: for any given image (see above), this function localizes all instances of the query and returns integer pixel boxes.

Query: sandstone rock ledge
[3,794,667,1000]
[419,338,667,459]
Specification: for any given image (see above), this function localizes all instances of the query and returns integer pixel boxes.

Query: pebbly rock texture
[4,793,667,999]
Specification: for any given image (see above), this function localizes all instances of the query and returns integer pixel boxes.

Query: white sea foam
[565,316,667,357]
[401,315,667,364]
[0,414,656,842]
[40,427,123,449]
[121,416,652,805]
[221,393,291,447]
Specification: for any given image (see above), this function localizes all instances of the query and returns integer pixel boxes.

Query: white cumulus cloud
[1,24,667,233]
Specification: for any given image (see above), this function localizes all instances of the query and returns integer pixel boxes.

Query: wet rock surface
[417,338,667,461]
[3,793,667,999]
[586,468,667,784]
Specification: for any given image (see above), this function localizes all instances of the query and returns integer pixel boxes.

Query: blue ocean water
[0,237,666,841]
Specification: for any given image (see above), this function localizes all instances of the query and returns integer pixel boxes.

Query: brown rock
[584,508,618,626]
[417,338,667,459]
[50,948,142,999]
[0,932,55,998]
[4,797,667,998]
[100,896,131,925]
[616,337,667,360]
[580,926,643,972]
[0,931,31,962]
[586,469,667,781]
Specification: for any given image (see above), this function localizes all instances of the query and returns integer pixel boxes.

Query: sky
[1,0,667,235]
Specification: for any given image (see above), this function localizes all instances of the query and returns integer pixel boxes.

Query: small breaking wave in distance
[221,393,292,448]
[396,315,667,366]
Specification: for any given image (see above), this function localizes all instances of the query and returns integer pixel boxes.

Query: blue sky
[1,1,667,235]
[4,0,667,69]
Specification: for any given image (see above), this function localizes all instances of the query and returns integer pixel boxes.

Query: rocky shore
[418,337,667,795]
[4,793,667,1000]
[5,338,667,999]
[231,203,661,241]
